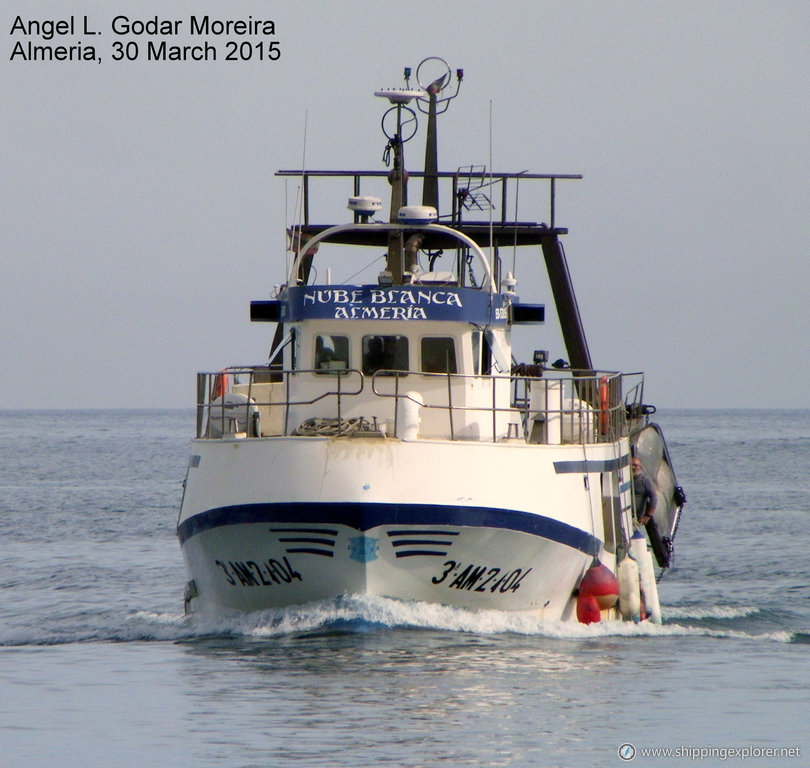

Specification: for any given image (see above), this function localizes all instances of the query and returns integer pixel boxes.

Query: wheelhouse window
[362,335,409,375]
[421,337,457,374]
[314,334,349,373]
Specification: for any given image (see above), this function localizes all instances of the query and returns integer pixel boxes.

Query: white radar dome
[398,206,438,225]
[374,89,423,104]
[348,196,382,216]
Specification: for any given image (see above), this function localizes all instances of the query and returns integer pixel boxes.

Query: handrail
[194,366,639,444]
[285,221,495,291]
[275,169,581,229]
[371,369,631,443]
[196,368,364,439]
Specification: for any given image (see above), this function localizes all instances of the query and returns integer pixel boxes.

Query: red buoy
[576,593,601,624]
[579,563,620,611]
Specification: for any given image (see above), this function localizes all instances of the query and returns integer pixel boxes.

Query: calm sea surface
[1,409,808,767]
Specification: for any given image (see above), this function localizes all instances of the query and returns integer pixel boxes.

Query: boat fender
[630,529,661,623]
[617,555,641,622]
[599,375,609,434]
[576,562,619,624]
[400,391,424,441]
[576,593,601,624]
[213,370,229,399]
[578,562,620,610]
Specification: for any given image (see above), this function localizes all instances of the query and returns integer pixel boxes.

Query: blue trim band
[395,550,449,559]
[177,501,601,556]
[554,456,630,474]
[286,548,334,557]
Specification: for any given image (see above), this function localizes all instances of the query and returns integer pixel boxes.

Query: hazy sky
[3,1,809,409]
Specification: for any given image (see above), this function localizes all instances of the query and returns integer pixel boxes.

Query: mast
[414,59,463,215]
[421,77,442,211]
[384,99,410,285]
[373,59,463,285]
[376,83,419,285]
[540,235,593,373]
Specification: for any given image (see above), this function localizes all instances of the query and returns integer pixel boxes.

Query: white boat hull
[178,436,631,619]
[175,61,685,625]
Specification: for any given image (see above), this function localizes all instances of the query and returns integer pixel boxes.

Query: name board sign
[284,285,508,325]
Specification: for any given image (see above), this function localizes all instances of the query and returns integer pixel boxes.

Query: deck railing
[275,169,582,231]
[196,367,643,444]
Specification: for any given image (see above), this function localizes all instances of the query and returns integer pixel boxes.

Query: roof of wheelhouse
[276,169,579,248]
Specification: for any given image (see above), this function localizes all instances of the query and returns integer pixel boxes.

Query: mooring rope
[292,417,371,437]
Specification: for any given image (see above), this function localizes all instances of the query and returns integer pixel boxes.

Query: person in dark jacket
[632,457,657,524]
[632,456,671,567]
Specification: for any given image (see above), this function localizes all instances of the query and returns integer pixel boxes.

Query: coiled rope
[292,417,371,437]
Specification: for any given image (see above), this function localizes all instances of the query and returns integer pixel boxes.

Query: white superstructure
[177,58,685,622]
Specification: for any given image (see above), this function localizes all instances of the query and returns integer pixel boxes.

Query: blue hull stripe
[554,456,629,474]
[177,501,601,556]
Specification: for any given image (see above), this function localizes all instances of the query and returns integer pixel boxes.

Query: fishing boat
[177,57,685,623]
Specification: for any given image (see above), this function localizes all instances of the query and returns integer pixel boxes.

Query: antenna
[413,57,463,115]
[375,78,420,284]
[291,110,309,272]
[413,57,463,212]
[373,59,463,284]
[375,87,419,222]
[488,99,493,273]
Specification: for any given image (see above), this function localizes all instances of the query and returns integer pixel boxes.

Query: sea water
[1,409,808,767]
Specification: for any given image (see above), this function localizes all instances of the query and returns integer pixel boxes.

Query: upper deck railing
[195,366,644,445]
[276,169,582,232]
